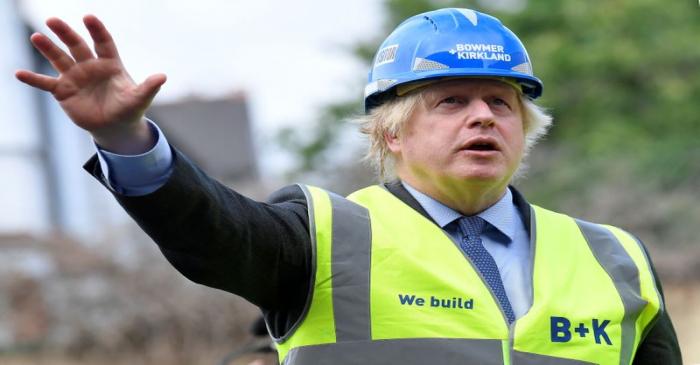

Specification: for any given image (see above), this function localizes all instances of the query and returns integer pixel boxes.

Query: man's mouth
[466,142,497,151]
[461,138,500,152]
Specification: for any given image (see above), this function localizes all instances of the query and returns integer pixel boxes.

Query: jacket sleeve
[632,242,682,365]
[83,146,313,312]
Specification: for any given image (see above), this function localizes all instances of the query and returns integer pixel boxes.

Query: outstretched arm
[15,15,165,154]
[19,15,315,322]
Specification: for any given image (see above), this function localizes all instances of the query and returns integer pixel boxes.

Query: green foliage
[278,102,360,173]
[498,0,700,220]
[506,0,700,157]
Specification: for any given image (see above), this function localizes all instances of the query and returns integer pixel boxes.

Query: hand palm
[56,59,142,130]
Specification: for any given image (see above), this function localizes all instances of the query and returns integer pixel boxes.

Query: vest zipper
[507,206,538,365]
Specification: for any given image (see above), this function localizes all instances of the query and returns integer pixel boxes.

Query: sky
[19,0,384,175]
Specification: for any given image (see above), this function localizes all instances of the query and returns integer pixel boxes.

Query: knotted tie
[457,216,516,324]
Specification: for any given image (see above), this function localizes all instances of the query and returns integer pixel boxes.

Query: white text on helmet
[455,43,504,53]
[450,43,511,62]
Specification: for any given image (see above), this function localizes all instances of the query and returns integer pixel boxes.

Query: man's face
[386,78,525,198]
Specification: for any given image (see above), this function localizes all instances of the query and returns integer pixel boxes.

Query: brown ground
[665,282,700,364]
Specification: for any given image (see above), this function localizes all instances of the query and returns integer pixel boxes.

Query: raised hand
[15,15,166,154]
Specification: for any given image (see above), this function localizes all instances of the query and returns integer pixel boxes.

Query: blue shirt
[96,123,534,318]
[96,120,173,196]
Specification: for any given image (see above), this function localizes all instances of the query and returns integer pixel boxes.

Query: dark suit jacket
[85,147,682,364]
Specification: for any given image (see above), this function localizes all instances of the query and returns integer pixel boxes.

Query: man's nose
[465,99,496,128]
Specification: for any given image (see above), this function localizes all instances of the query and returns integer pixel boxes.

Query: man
[16,8,681,365]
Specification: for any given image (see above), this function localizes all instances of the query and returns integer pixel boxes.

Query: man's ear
[384,131,401,153]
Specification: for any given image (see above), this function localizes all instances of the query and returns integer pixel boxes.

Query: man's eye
[490,98,511,109]
[440,96,461,104]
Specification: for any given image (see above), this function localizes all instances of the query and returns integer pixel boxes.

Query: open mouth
[466,142,497,151]
[462,139,499,152]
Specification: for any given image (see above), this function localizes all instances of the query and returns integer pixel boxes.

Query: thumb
[135,73,167,103]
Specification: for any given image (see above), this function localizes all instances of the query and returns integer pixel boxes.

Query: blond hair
[357,88,553,181]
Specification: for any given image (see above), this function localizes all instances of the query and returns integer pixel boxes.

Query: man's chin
[453,168,507,184]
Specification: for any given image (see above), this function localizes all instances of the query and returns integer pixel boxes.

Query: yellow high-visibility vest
[273,185,662,365]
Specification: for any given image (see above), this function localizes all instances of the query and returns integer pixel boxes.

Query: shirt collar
[401,181,516,243]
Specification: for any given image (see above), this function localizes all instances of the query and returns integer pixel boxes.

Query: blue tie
[457,216,516,324]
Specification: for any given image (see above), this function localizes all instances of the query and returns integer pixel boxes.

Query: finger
[83,15,120,59]
[134,73,167,103]
[15,70,58,92]
[46,17,95,62]
[30,33,75,73]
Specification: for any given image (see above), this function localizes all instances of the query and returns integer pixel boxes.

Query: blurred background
[1,0,698,363]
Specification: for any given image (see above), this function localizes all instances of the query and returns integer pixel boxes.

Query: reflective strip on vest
[576,220,647,365]
[275,186,374,361]
[284,338,503,365]
[327,192,372,341]
[512,350,596,365]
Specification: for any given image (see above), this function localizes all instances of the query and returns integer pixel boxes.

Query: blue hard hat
[364,8,543,112]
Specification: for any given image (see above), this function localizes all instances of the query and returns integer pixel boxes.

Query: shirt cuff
[95,119,173,196]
